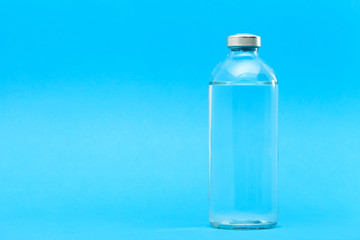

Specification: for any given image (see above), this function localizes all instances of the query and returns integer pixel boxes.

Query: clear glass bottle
[209,34,278,229]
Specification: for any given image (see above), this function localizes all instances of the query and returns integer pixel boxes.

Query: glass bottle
[209,34,278,229]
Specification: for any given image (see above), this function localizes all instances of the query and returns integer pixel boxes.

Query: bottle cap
[227,34,261,48]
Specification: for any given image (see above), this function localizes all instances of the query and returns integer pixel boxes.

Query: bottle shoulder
[210,57,277,85]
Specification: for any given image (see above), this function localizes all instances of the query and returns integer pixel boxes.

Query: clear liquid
[209,82,278,229]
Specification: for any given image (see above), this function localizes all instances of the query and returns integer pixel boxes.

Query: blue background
[0,0,360,239]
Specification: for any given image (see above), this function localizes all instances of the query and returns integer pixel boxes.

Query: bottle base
[210,220,277,230]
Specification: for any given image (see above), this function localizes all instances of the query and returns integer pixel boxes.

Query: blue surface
[0,0,360,239]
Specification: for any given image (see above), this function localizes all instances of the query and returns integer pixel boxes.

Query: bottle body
[209,47,278,229]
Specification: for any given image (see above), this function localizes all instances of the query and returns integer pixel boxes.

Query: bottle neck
[228,47,259,59]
